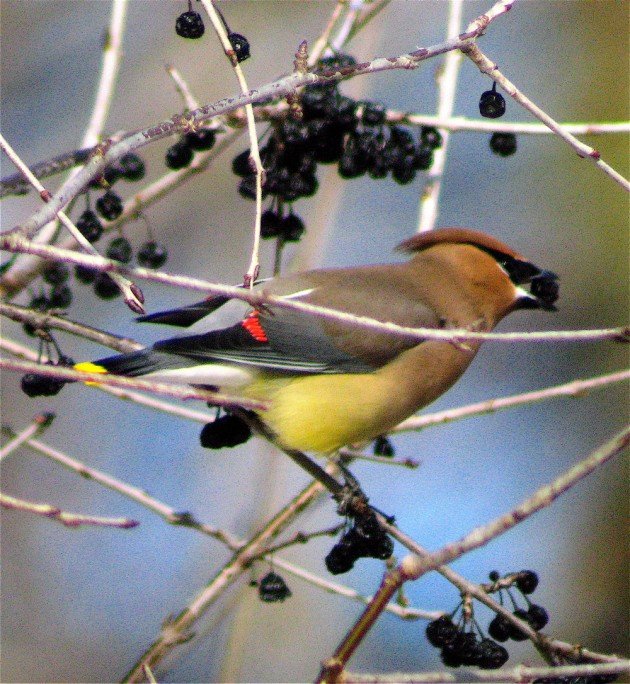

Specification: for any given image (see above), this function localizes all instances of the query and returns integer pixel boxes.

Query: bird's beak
[515,269,560,311]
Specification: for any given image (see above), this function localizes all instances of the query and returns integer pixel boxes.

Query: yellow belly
[241,341,478,454]
[242,373,409,454]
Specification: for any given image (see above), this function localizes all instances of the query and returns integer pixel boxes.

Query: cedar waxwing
[75,228,559,453]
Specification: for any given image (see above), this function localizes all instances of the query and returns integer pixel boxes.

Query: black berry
[232,150,253,177]
[325,542,357,575]
[117,153,145,182]
[165,140,194,170]
[527,604,549,631]
[490,132,517,156]
[515,570,539,594]
[28,294,50,315]
[392,155,416,185]
[258,571,291,602]
[361,101,386,126]
[106,236,133,263]
[93,273,121,299]
[74,264,98,285]
[426,616,458,648]
[137,241,168,268]
[479,82,506,118]
[185,128,216,151]
[260,209,282,239]
[48,285,72,309]
[488,614,511,642]
[228,32,250,62]
[373,435,394,457]
[175,11,204,39]
[476,638,509,669]
[43,262,70,286]
[21,363,65,397]
[76,210,103,243]
[199,415,252,449]
[508,608,531,641]
[95,191,123,221]
[280,213,305,242]
[412,144,434,171]
[420,126,443,149]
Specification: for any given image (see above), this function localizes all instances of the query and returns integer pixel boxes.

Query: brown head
[398,227,559,325]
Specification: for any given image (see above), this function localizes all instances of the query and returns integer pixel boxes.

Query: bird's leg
[334,456,396,525]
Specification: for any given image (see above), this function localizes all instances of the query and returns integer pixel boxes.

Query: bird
[75,227,559,454]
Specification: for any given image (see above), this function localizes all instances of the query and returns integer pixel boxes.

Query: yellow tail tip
[74,361,108,374]
[74,361,108,385]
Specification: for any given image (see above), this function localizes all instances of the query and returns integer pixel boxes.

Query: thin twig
[0,301,143,353]
[347,0,393,43]
[0,492,139,529]
[330,0,366,52]
[309,0,347,65]
[269,555,439,622]
[417,0,464,233]
[0,134,144,312]
[2,1,138,307]
[395,369,630,432]
[0,127,243,299]
[342,659,630,683]
[461,42,630,192]
[122,477,328,682]
[318,426,630,680]
[199,0,264,287]
[0,357,267,410]
[0,412,55,461]
[2,233,628,345]
[0,337,217,425]
[83,0,128,147]
[166,64,200,111]
[1,426,240,549]
[3,7,521,241]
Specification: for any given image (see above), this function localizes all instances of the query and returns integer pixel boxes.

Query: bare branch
[0,492,139,529]
[2,233,628,345]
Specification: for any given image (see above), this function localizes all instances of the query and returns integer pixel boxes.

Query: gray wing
[143,263,443,375]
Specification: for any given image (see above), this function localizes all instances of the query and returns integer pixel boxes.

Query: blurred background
[1,1,628,682]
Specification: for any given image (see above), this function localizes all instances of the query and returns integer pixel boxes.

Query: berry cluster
[424,569,549,670]
[257,571,292,603]
[478,82,517,156]
[232,53,442,243]
[72,150,167,300]
[20,335,73,398]
[486,570,549,642]
[426,615,509,669]
[26,262,73,315]
[259,208,305,242]
[325,508,393,575]
[74,230,169,301]
[199,412,252,449]
[165,128,217,170]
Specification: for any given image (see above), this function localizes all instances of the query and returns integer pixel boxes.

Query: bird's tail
[74,349,177,378]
